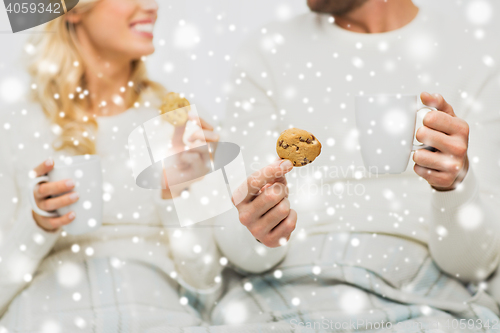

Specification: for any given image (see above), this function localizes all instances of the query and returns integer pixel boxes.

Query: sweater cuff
[7,207,61,261]
[431,167,479,211]
[213,210,288,274]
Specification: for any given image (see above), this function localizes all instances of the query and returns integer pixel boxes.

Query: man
[211,0,500,329]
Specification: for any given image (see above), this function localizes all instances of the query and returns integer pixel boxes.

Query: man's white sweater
[215,6,500,284]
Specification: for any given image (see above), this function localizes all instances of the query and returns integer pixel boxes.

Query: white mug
[29,155,103,235]
[355,94,436,174]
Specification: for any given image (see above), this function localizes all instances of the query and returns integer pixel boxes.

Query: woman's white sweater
[0,91,224,323]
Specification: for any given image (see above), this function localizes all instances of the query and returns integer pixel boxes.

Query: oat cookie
[160,92,190,126]
[276,128,322,167]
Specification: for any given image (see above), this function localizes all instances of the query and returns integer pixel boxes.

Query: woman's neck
[333,0,419,34]
[76,27,135,117]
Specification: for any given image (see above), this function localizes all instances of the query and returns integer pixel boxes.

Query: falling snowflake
[173,23,200,49]
[223,301,248,324]
[0,77,25,104]
[457,203,483,230]
[466,0,493,25]
[57,262,82,287]
[275,4,292,20]
[41,320,61,333]
[72,292,81,301]
[339,288,367,313]
[74,317,87,329]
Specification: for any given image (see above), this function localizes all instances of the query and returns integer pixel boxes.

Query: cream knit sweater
[0,91,224,328]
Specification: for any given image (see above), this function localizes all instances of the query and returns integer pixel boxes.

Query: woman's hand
[231,159,297,248]
[413,92,470,191]
[161,114,219,199]
[31,159,79,232]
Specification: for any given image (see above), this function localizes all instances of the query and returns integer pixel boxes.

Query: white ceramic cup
[28,155,103,235]
[355,94,436,174]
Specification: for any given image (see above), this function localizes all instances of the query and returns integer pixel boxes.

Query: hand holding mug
[232,159,297,248]
[31,158,78,232]
[29,155,103,235]
[413,92,469,191]
[355,93,439,174]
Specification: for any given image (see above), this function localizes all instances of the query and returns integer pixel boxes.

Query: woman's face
[77,0,158,60]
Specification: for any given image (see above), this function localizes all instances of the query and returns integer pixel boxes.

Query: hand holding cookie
[276,128,322,166]
[160,117,219,199]
[160,93,219,199]
[160,92,190,127]
[232,159,297,248]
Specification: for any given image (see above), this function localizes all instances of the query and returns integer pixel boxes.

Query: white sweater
[214,6,500,284]
[0,90,225,324]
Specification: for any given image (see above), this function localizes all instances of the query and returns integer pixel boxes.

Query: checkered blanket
[4,231,497,332]
[156,231,500,332]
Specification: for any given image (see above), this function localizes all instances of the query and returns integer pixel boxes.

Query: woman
[0,0,223,331]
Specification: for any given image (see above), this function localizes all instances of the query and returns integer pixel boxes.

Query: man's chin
[306,0,369,15]
[307,0,329,13]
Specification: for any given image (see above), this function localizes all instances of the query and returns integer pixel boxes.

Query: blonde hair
[26,0,166,155]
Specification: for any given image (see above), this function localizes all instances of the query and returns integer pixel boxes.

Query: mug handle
[412,106,438,151]
[28,176,59,218]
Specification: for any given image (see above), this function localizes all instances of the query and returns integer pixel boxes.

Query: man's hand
[232,159,297,248]
[413,92,470,191]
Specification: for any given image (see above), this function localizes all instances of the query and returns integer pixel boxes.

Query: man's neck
[333,0,419,34]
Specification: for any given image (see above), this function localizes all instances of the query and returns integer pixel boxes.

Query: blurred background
[0,0,498,121]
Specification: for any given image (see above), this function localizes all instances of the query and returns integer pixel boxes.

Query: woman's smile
[130,18,155,38]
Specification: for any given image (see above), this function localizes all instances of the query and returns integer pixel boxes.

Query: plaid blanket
[160,231,500,333]
[4,231,497,332]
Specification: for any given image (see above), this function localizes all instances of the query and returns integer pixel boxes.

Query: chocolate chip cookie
[276,128,322,167]
[160,92,190,126]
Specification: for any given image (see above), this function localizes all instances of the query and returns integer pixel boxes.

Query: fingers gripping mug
[355,94,436,174]
[28,155,103,235]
